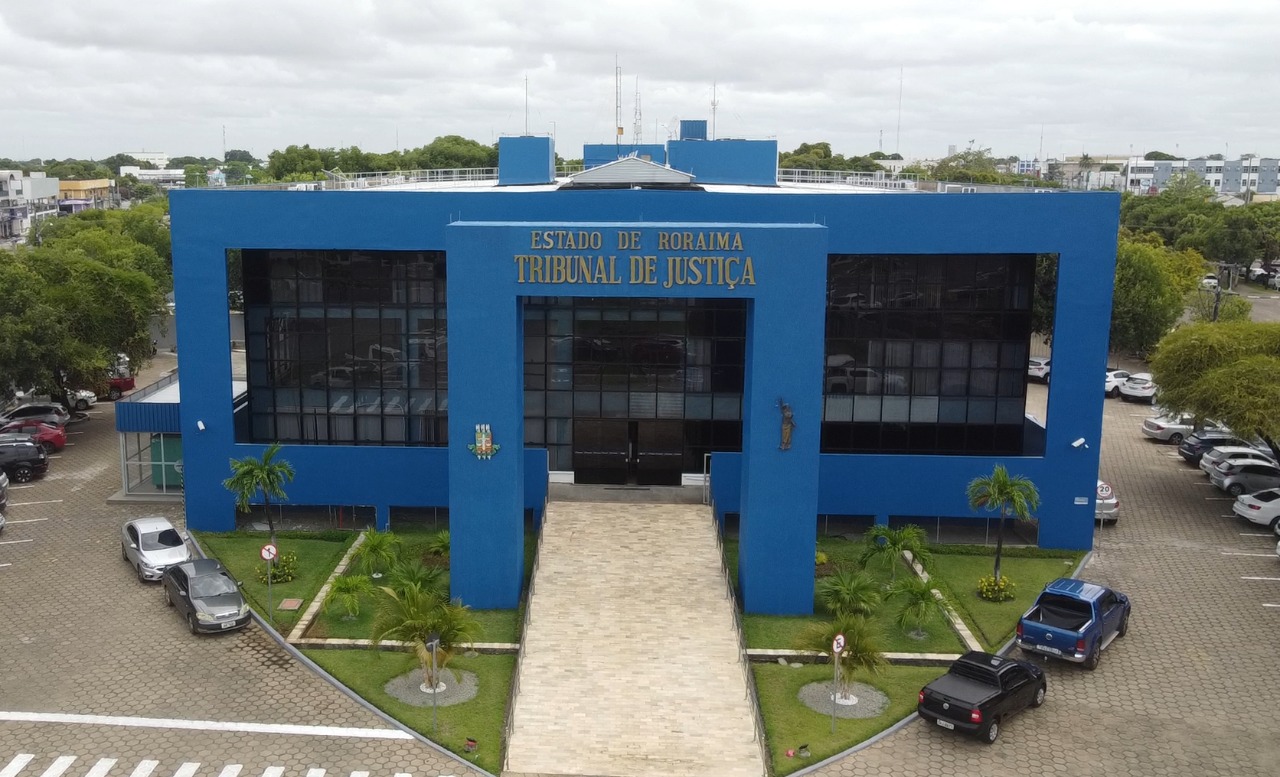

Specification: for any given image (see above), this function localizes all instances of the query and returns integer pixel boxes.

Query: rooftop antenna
[221,124,226,162]
[879,129,883,153]
[895,66,903,154]
[615,57,623,153]
[633,76,643,144]
[524,75,529,135]
[711,81,719,140]
[1038,124,1044,162]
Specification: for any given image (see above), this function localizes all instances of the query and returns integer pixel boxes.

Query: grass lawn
[303,648,512,774]
[755,662,946,775]
[927,547,1085,649]
[311,595,521,645]
[196,531,355,633]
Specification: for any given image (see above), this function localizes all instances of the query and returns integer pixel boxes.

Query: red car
[0,421,67,454]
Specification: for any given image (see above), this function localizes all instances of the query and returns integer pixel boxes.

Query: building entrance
[572,419,684,486]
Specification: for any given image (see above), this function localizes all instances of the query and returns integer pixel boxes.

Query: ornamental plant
[977,574,1017,602]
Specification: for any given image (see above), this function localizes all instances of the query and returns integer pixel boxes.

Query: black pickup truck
[917,651,1047,744]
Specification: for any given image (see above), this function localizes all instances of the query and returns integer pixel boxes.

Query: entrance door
[634,420,684,486]
[572,420,629,484]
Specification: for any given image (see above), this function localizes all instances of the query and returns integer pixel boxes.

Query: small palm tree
[371,583,482,692]
[384,557,446,598]
[859,524,930,581]
[322,574,373,619]
[795,614,887,697]
[424,530,451,558]
[223,442,295,545]
[817,566,881,617]
[966,464,1041,582]
[888,576,949,640]
[350,528,402,577]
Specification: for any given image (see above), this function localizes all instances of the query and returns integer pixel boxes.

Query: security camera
[1071,437,1087,448]
[197,420,206,431]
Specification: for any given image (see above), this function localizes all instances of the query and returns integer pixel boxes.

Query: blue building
[164,130,1119,616]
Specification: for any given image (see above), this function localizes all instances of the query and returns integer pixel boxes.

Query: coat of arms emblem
[468,423,500,460]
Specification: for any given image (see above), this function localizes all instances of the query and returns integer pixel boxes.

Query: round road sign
[832,633,846,654]
[260,543,278,561]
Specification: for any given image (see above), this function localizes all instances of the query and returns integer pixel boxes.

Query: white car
[68,389,97,412]
[1200,446,1277,477]
[1027,357,1051,383]
[1104,368,1131,398]
[1095,479,1119,524]
[121,516,192,582]
[1118,373,1158,403]
[1232,488,1280,532]
[1200,273,1219,291]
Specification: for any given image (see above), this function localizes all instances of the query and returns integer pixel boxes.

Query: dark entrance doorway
[573,419,684,486]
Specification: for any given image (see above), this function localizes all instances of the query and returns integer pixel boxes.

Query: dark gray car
[161,558,251,634]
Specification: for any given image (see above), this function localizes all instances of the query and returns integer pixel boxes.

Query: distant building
[1118,156,1278,196]
[122,151,170,168]
[120,165,187,189]
[0,171,60,242]
[57,179,113,213]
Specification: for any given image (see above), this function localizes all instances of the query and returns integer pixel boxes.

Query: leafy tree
[859,524,929,581]
[349,528,403,576]
[168,156,212,168]
[223,443,296,545]
[1186,289,1252,324]
[1144,150,1183,161]
[1150,322,1280,459]
[372,584,482,692]
[384,557,446,597]
[965,464,1040,582]
[816,566,881,617]
[794,614,886,695]
[1031,254,1058,341]
[1109,238,1189,356]
[98,154,148,174]
[184,164,208,188]
[323,574,374,619]
[887,576,949,639]
[224,149,258,165]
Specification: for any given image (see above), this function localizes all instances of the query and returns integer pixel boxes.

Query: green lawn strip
[926,548,1084,650]
[302,648,511,774]
[754,662,946,776]
[195,531,354,633]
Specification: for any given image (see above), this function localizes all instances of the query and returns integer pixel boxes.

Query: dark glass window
[238,249,447,446]
[822,254,1037,456]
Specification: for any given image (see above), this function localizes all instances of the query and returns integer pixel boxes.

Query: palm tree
[966,464,1041,582]
[384,557,446,597]
[817,566,882,617]
[350,528,402,577]
[888,576,949,640]
[859,524,930,581]
[371,583,482,692]
[795,614,886,697]
[1078,153,1095,190]
[223,442,295,545]
[322,574,373,619]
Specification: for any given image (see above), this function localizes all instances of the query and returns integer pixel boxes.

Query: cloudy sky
[3,1,1276,165]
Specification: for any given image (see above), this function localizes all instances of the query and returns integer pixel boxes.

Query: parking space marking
[1264,604,1280,608]
[1221,552,1276,557]
[0,539,34,545]
[1241,577,1280,581]
[0,564,12,569]
[84,759,117,777]
[0,754,34,777]
[67,431,85,435]
[261,768,284,777]
[37,756,75,777]
[4,518,49,524]
[126,760,157,777]
[171,764,199,777]
[0,711,413,739]
[8,500,64,507]
[1206,496,1234,501]
[1240,532,1274,537]
[215,766,242,777]
[304,770,325,777]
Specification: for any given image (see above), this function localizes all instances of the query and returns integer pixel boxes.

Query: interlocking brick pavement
[0,353,480,776]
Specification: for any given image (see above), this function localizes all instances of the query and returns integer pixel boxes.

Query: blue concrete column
[375,504,390,532]
[445,231,525,609]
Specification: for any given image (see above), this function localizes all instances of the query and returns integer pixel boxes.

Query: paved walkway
[503,502,765,777]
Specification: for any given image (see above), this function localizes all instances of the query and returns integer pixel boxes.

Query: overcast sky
[3,1,1276,165]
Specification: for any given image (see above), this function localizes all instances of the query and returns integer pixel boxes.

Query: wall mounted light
[197,420,206,432]
[1071,437,1088,449]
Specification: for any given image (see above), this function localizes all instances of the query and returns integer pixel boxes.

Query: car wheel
[1107,387,1119,398]
[75,399,89,411]
[1269,516,1280,532]
[136,564,146,583]
[1118,613,1130,638]
[1031,683,1046,708]
[188,613,199,634]
[121,544,127,561]
[1168,433,1184,445]
[108,388,122,400]
[12,465,33,483]
[981,718,1000,744]
[40,441,55,455]
[1083,646,1101,671]
[164,587,173,607]
[1228,483,1246,497]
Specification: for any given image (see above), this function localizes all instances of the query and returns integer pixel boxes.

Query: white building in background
[1117,156,1279,196]
[1,171,60,243]
[123,151,170,168]
[119,165,186,189]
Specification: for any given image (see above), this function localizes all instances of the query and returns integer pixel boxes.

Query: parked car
[1103,368,1131,398]
[104,374,136,400]
[1117,373,1157,403]
[67,389,97,412]
[1027,357,1051,383]
[1016,578,1131,670]
[825,365,908,394]
[1141,412,1224,445]
[1231,488,1280,532]
[121,516,192,582]
[917,651,1046,744]
[0,421,67,454]
[1199,446,1276,477]
[1179,430,1258,465]
[0,440,50,483]
[0,402,70,427]
[1210,461,1280,496]
[0,470,8,519]
[1200,273,1219,291]
[161,558,252,634]
[1095,479,1119,523]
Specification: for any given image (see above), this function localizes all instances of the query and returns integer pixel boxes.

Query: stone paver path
[503,502,765,777]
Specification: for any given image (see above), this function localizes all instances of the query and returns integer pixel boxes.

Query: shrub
[425,530,451,558]
[256,550,298,583]
[817,566,881,617]
[323,574,374,618]
[384,557,446,598]
[350,528,402,576]
[815,550,829,567]
[977,574,1017,602]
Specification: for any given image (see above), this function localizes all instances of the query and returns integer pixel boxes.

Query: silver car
[121,516,191,582]
[1211,462,1280,497]
[1095,479,1119,524]
[1199,446,1276,477]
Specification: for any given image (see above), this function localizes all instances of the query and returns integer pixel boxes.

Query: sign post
[831,633,845,733]
[260,543,278,624]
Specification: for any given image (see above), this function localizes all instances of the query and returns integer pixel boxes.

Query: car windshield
[190,573,238,599]
[140,529,184,551]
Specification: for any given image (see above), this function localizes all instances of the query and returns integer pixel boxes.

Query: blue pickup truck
[1015,578,1131,670]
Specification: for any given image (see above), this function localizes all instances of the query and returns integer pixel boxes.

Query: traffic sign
[832,633,845,654]
[260,543,278,561]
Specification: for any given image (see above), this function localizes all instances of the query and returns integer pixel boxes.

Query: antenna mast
[633,77,643,144]
[615,57,623,153]
[895,67,903,154]
[524,75,529,135]
[222,125,226,161]
[711,81,719,140]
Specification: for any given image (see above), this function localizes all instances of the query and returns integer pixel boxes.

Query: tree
[224,149,258,165]
[887,576,949,639]
[1031,254,1058,341]
[1150,322,1280,460]
[1077,154,1095,189]
[1186,289,1252,324]
[372,584,482,692]
[1144,150,1183,161]
[322,574,374,619]
[1109,238,1190,356]
[965,464,1040,583]
[183,164,208,188]
[859,524,929,581]
[349,527,403,576]
[816,566,881,617]
[223,443,295,545]
[794,614,886,697]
